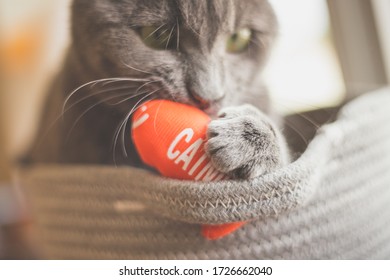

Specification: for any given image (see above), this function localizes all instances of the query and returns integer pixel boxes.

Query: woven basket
[19,88,390,259]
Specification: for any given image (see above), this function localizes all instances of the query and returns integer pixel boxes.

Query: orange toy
[132,99,246,240]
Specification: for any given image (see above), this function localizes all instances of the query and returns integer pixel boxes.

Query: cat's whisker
[108,89,152,106]
[250,40,261,50]
[91,77,145,89]
[247,42,253,56]
[65,91,145,143]
[280,106,321,130]
[158,28,170,37]
[272,99,335,127]
[258,37,267,48]
[272,99,341,153]
[176,17,180,50]
[283,119,309,147]
[37,85,142,150]
[112,89,160,164]
[186,24,202,39]
[165,25,175,50]
[45,86,143,135]
[63,77,149,115]
[104,92,136,106]
[100,77,150,87]
[120,89,161,156]
[153,100,165,134]
[272,98,329,112]
[295,113,321,129]
[134,80,160,95]
[144,23,166,40]
[121,61,154,75]
[272,101,323,145]
[66,85,141,114]
[90,80,101,89]
[250,37,270,50]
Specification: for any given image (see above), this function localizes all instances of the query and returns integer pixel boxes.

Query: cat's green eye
[140,26,175,50]
[226,28,252,53]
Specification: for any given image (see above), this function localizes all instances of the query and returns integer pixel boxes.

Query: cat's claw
[205,104,289,179]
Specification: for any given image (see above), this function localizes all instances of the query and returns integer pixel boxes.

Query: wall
[0,0,70,178]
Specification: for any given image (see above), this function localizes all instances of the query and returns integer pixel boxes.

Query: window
[0,0,70,160]
[327,0,389,98]
[266,0,346,115]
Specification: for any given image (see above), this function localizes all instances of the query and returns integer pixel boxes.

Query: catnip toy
[132,99,246,240]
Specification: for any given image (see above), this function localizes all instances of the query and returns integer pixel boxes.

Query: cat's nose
[187,76,225,108]
[189,90,223,109]
[185,55,225,107]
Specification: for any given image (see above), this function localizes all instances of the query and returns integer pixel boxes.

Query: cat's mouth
[146,84,221,116]
[188,90,212,110]
[187,88,225,116]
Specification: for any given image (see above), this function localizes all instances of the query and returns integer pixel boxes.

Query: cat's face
[71,0,277,115]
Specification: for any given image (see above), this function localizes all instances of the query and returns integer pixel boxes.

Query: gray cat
[29,0,290,179]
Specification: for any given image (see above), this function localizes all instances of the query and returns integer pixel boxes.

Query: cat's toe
[205,110,286,179]
[205,119,247,173]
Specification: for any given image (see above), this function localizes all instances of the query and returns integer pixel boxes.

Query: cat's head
[71,0,278,115]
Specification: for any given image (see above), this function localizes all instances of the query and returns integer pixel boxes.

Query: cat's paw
[205,105,288,179]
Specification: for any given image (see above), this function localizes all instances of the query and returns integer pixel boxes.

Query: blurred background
[0,0,70,258]
[0,0,389,259]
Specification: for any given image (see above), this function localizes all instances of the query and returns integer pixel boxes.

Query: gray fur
[28,0,289,178]
[206,105,290,178]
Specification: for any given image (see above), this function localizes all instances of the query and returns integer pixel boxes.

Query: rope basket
[19,88,390,259]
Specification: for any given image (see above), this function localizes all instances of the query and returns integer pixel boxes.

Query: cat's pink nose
[190,91,210,107]
[189,90,223,109]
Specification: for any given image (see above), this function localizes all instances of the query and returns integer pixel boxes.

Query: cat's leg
[205,104,290,179]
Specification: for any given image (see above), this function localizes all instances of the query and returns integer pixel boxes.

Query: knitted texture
[132,99,245,239]
[19,87,390,259]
